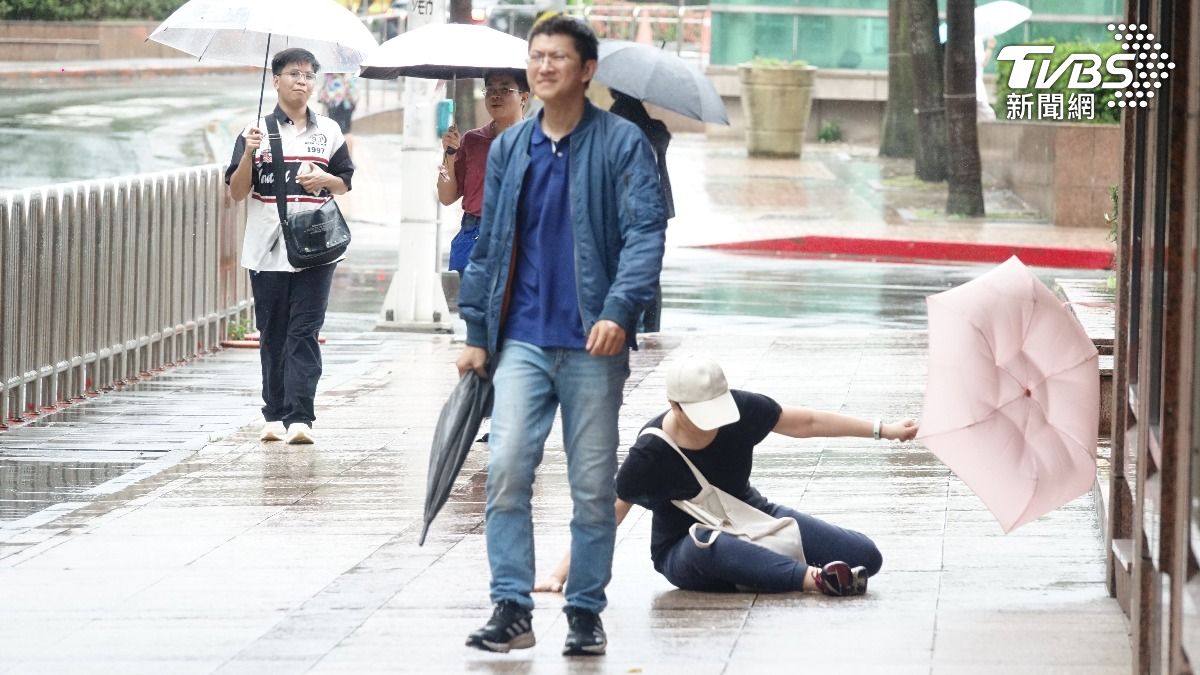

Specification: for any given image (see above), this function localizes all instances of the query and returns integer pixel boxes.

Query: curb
[0,64,257,81]
[219,334,327,350]
[700,235,1115,270]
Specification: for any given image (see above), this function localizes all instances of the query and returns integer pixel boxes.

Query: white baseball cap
[665,356,740,431]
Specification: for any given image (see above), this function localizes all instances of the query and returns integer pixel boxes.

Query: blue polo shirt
[503,120,588,349]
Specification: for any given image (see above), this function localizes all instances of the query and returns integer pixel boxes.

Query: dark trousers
[658,502,883,593]
[249,263,336,427]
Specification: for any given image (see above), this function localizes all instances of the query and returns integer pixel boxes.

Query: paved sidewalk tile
[0,327,1129,674]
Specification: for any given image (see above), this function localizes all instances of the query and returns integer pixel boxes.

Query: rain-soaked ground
[0,251,1105,523]
[0,250,1128,671]
[0,77,1125,671]
[0,73,265,189]
[0,79,1110,531]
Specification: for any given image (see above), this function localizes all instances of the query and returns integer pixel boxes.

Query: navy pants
[249,263,336,428]
[659,502,883,593]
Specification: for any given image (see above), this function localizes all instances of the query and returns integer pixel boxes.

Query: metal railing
[572,4,711,59]
[0,165,253,427]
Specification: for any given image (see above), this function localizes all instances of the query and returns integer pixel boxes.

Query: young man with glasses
[225,48,354,446]
[436,69,530,274]
[456,15,667,657]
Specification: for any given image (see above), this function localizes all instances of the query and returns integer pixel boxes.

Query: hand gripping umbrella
[595,40,729,125]
[420,369,493,545]
[917,256,1100,533]
[149,0,379,121]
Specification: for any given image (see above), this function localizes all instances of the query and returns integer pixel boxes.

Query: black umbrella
[420,369,493,545]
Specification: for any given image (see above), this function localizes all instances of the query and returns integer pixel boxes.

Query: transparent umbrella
[596,40,728,125]
[939,0,1033,42]
[149,0,378,120]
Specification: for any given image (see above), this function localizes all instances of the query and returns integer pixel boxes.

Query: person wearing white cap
[537,354,918,597]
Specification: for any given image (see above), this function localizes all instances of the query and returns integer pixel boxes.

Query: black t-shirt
[615,390,783,569]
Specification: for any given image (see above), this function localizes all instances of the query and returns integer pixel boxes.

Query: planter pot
[738,65,817,158]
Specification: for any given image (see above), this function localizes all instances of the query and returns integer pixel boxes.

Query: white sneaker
[285,423,314,445]
[259,421,286,442]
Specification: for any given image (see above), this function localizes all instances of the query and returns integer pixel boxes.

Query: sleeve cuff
[599,296,637,332]
[465,321,488,349]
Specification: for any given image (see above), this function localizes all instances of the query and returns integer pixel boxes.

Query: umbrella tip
[418,524,430,546]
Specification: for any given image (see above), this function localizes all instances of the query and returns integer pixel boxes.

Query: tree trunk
[909,0,946,181]
[879,0,914,157]
[450,0,477,131]
[943,0,984,215]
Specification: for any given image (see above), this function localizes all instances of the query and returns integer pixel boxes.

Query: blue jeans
[485,339,630,613]
[659,502,882,592]
[448,213,480,273]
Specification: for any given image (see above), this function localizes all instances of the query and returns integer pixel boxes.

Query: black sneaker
[813,561,870,597]
[465,601,535,653]
[562,607,607,656]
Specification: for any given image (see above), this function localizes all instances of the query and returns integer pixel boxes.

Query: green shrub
[994,39,1123,124]
[746,57,809,68]
[227,319,251,341]
[817,119,842,143]
[0,0,186,20]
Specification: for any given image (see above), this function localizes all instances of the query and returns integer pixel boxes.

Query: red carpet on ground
[701,236,1114,270]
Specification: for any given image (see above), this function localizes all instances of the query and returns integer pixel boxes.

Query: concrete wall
[979,120,1122,228]
[0,21,177,61]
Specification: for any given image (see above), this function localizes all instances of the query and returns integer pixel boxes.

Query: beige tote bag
[639,428,806,564]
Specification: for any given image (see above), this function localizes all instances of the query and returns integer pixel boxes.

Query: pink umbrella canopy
[918,256,1100,533]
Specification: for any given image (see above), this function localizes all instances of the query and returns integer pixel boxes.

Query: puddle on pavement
[0,459,139,522]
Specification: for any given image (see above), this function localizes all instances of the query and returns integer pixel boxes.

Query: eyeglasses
[281,70,317,82]
[481,87,521,97]
[526,51,573,67]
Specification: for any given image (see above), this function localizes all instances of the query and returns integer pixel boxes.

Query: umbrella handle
[256,34,273,125]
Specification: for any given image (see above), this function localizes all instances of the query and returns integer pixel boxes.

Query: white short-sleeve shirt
[225,105,355,272]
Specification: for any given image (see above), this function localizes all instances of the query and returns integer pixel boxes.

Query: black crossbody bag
[264,115,351,269]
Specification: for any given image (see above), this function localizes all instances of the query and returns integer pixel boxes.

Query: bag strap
[638,427,712,491]
[264,114,289,225]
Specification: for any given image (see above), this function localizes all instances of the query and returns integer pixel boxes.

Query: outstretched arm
[773,407,918,441]
[534,498,635,593]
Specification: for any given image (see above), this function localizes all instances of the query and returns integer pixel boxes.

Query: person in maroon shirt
[437,69,530,274]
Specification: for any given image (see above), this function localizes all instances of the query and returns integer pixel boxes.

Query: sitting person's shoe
[466,601,535,653]
[813,561,870,597]
[284,423,314,445]
[259,421,286,442]
[562,606,607,656]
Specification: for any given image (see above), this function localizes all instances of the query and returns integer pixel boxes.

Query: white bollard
[377,78,451,333]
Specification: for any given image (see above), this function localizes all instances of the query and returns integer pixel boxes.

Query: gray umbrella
[595,40,729,125]
[420,369,493,545]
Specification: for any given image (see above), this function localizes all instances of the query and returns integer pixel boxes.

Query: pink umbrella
[918,256,1099,533]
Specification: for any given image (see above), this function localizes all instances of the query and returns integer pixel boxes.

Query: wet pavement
[0,67,1125,672]
[0,73,263,189]
[0,304,1127,674]
[0,72,403,191]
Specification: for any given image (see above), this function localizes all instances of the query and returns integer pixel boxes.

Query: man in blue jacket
[455,15,666,657]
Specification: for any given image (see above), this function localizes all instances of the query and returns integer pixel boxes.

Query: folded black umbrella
[420,369,493,545]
